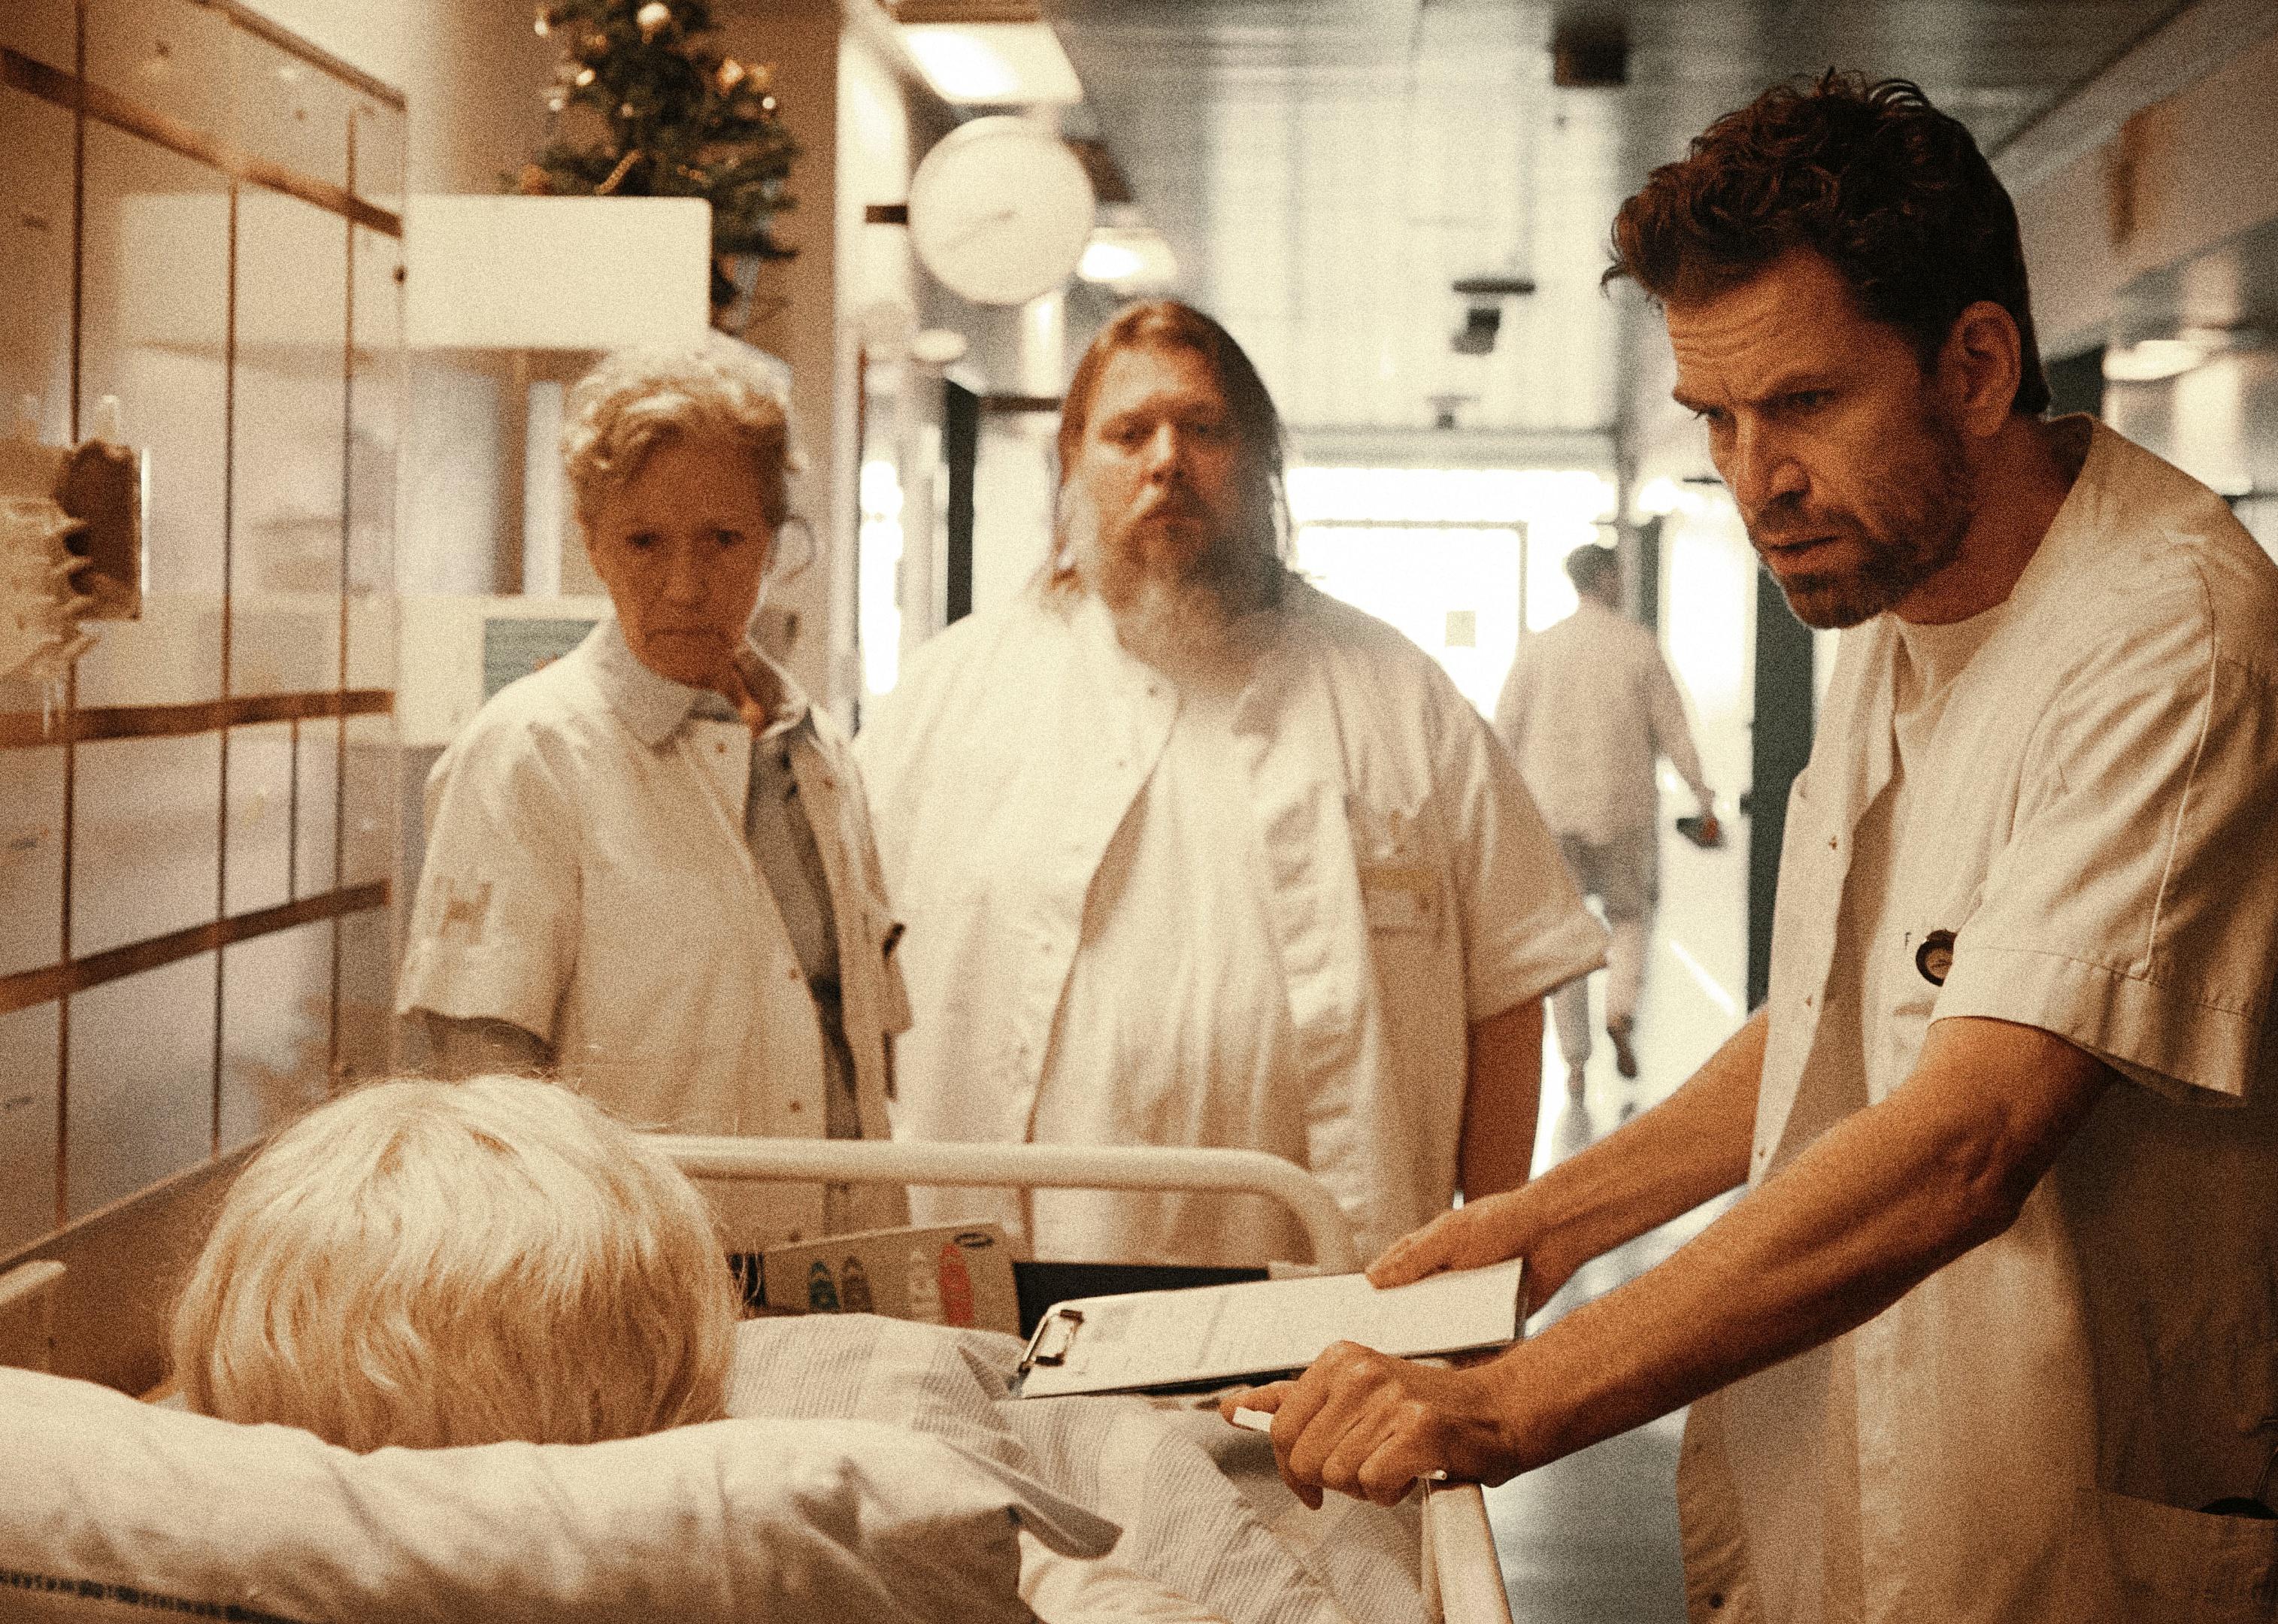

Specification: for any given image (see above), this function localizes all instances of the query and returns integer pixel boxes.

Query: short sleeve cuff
[1465,905,1608,1024]
[395,937,562,1038]
[1936,944,2260,1105]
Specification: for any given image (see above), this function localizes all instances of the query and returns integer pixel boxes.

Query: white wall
[234,0,553,195]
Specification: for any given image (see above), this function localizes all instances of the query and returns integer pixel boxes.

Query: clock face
[908,117,1096,308]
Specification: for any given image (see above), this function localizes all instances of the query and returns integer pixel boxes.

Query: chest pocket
[1352,796,1444,944]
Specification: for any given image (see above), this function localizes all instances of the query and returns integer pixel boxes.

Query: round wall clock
[907,117,1096,307]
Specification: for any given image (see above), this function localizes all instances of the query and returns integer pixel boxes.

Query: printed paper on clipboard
[1012,1258,1527,1398]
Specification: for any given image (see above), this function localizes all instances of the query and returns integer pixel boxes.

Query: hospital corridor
[1493,814,1747,1623]
[6,1,2278,1620]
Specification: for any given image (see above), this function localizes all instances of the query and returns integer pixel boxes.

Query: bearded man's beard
[1751,401,1977,631]
[1059,480,1283,671]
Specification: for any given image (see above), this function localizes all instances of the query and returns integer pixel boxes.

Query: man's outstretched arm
[1386,1004,1766,1304]
[1236,1014,2111,1506]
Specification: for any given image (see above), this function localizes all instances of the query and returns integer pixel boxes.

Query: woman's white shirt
[398,620,910,1247]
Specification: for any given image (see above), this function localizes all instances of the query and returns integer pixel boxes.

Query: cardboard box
[761,1223,1021,1336]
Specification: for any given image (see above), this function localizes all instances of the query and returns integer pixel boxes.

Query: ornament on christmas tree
[516,0,798,328]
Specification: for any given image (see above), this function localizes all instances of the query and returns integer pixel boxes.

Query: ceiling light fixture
[2101,323,2267,383]
[2101,336,2208,382]
[1079,239,1144,281]
[901,22,1082,106]
[1077,226,1177,289]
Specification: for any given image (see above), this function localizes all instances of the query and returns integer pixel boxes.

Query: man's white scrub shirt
[1678,420,2278,1624]
[856,579,1604,1267]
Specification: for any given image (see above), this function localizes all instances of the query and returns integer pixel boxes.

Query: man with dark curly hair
[1231,74,2278,1622]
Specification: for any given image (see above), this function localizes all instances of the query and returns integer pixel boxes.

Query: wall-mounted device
[1449,274,1537,355]
[1427,392,1479,431]
[1550,15,1628,88]
[1,395,147,710]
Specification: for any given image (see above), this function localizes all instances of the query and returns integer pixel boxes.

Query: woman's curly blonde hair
[560,335,806,530]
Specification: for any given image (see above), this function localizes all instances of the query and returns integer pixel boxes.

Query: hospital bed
[0,1141,1514,1624]
[654,1133,1519,1624]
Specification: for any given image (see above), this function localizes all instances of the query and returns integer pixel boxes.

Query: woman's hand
[1220,1347,1527,1507]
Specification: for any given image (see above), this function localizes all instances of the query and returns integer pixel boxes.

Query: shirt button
[716,741,729,754]
[786,1099,803,1113]
[1804,993,1815,1008]
[787,1231,803,1244]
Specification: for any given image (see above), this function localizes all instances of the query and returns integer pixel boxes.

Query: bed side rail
[652,1133,1519,1623]
[647,1135,1362,1274]
[1424,1480,1517,1624]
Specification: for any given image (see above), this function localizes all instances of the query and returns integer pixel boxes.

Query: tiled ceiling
[1050,0,2195,437]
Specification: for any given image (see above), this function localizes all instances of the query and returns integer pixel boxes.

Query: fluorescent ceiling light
[1079,239,1144,281]
[1634,476,1684,517]
[903,23,1082,105]
[2101,336,2207,382]
[1077,226,1177,289]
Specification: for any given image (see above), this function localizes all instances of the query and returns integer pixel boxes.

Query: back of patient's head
[171,1074,739,1452]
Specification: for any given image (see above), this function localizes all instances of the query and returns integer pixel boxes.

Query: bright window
[1287,466,1616,716]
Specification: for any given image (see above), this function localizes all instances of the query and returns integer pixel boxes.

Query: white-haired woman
[171,1075,741,1449]
[169,1077,1235,1623]
[397,338,909,1267]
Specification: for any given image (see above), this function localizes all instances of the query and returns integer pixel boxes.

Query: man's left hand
[1222,1344,1522,1508]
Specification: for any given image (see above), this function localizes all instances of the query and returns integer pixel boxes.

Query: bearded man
[1231,77,2278,1623]
[854,300,1604,1268]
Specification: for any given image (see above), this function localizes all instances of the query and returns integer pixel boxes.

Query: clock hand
[942,206,1016,253]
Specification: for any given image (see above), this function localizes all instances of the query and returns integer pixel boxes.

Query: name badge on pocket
[1915,928,1955,986]
[1362,862,1437,935]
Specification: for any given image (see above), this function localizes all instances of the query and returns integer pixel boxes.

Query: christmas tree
[518,0,798,316]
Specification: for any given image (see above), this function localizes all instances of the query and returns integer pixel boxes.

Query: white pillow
[0,1365,1116,1624]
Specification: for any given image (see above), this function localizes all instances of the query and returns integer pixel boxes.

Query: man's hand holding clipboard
[1219,1243,1535,1509]
[1219,1348,1522,1508]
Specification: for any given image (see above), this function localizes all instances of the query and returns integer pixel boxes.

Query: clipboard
[1011,1259,1528,1398]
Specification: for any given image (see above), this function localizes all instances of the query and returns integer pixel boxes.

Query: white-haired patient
[171,1074,738,1450]
[168,1077,1228,1622]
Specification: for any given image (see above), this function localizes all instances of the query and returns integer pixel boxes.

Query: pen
[1228,1407,1449,1482]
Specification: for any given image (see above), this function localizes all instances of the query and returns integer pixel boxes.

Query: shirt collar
[1988,414,2116,623]
[589,615,811,748]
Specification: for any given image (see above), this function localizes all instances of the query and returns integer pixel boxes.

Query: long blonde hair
[171,1076,738,1451]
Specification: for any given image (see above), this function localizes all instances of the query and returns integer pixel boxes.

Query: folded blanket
[728,1316,1427,1624]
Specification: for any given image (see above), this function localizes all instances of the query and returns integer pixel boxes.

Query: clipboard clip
[1027,1307,1084,1367]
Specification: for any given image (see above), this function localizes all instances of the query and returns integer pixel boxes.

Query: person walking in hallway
[1495,542,1716,1097]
